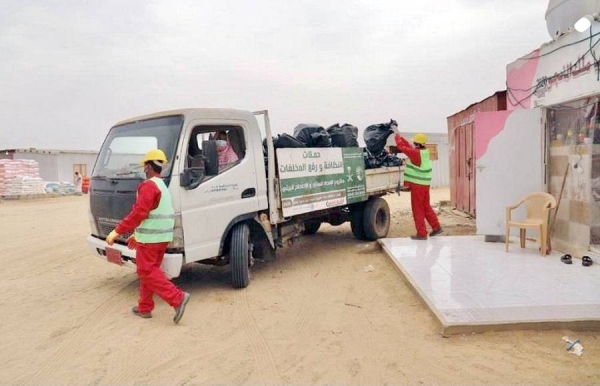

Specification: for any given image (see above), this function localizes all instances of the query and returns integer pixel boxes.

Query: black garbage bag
[273,133,306,149]
[327,123,359,147]
[363,119,397,155]
[363,149,380,169]
[293,124,331,148]
[381,154,403,167]
[363,148,403,169]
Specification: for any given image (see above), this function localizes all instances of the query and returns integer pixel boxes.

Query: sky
[0,0,551,151]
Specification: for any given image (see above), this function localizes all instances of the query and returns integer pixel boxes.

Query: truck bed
[365,166,403,195]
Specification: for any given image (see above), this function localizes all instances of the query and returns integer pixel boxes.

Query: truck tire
[303,219,322,234]
[350,203,367,240]
[362,197,390,241]
[230,223,251,288]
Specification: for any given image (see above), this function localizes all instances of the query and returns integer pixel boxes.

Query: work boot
[410,235,427,240]
[174,292,191,324]
[429,227,443,237]
[131,306,152,319]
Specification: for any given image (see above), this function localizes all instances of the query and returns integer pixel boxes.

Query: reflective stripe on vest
[134,177,175,243]
[403,149,432,186]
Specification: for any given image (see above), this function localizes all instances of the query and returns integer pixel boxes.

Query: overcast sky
[1,0,551,151]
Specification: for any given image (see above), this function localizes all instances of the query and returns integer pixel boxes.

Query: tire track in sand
[234,289,280,386]
[17,280,137,386]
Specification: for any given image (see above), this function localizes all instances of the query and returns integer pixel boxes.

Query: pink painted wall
[506,49,541,110]
[474,110,514,161]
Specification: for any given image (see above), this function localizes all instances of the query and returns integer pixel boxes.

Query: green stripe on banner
[280,173,346,199]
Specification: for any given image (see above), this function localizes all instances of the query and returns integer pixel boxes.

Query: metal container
[447,91,507,215]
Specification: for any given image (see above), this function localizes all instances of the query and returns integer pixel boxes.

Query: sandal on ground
[561,254,572,264]
[582,256,593,267]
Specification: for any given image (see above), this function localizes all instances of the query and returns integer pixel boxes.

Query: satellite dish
[545,0,600,38]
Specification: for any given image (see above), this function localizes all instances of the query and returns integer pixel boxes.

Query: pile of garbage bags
[265,119,402,169]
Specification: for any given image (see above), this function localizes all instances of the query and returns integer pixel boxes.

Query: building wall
[506,25,600,256]
[56,153,98,182]
[10,151,98,183]
[12,153,59,181]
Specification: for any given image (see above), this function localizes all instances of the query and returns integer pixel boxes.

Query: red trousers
[409,184,440,238]
[136,242,184,313]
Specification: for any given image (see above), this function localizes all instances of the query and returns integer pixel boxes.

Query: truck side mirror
[202,140,219,176]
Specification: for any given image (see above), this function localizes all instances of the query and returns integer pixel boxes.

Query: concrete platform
[380,236,600,335]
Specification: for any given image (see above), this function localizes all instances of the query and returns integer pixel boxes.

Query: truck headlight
[168,213,184,249]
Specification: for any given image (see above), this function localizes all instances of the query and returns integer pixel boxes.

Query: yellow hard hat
[139,149,168,166]
[412,133,428,145]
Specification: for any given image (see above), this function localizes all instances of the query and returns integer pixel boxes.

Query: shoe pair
[561,254,594,266]
[131,292,191,324]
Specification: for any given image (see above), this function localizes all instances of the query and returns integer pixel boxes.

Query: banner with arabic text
[277,148,367,217]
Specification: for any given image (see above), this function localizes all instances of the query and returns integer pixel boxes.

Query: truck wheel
[303,219,322,234]
[362,198,390,241]
[350,203,367,240]
[230,223,251,288]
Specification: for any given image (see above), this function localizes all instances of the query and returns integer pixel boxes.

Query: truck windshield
[92,115,183,179]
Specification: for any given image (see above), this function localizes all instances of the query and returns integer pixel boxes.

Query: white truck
[87,109,402,288]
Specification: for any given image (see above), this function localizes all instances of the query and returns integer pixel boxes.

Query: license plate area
[106,247,123,266]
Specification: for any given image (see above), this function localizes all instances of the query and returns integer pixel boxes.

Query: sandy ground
[1,188,598,386]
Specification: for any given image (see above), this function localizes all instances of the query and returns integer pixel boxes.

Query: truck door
[475,108,544,237]
[178,120,260,263]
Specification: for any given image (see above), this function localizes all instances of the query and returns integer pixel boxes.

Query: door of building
[452,123,476,215]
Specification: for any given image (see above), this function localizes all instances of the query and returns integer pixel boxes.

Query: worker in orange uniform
[393,126,443,240]
[106,149,190,323]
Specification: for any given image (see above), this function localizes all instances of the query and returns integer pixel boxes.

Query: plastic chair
[505,192,557,256]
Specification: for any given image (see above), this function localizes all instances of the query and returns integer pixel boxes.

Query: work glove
[106,230,119,245]
[127,235,137,250]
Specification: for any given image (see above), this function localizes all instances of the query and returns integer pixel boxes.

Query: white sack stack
[0,159,46,196]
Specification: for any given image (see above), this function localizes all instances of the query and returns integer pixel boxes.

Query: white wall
[56,153,98,182]
[13,153,59,181]
[13,151,98,182]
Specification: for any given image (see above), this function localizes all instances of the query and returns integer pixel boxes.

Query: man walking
[393,127,442,240]
[74,171,82,193]
[107,149,190,323]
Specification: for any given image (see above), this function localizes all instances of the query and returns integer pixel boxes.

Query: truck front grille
[97,220,132,242]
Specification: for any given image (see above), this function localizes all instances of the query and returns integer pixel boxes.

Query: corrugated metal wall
[429,133,449,188]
